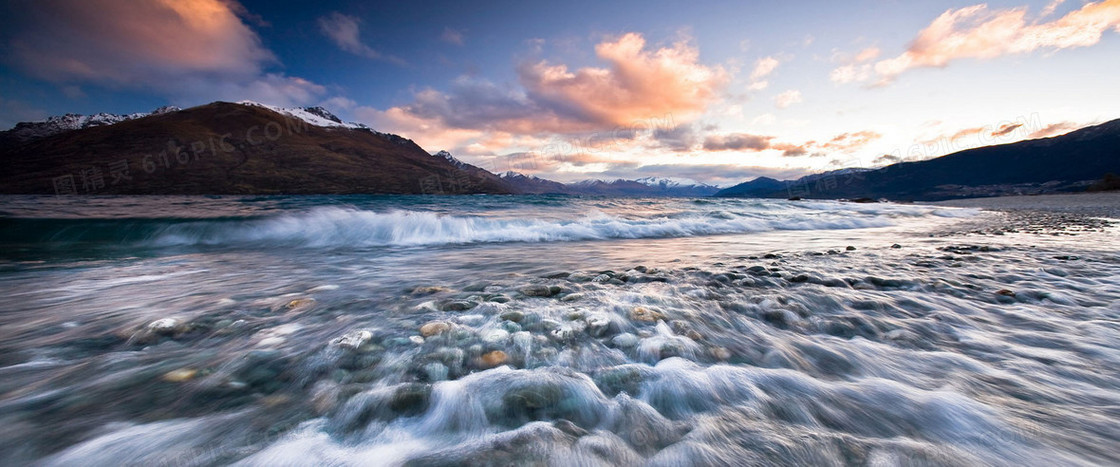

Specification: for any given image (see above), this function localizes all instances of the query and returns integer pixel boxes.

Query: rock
[390,383,432,416]
[560,293,585,302]
[441,300,476,311]
[519,285,557,297]
[423,362,449,382]
[334,330,372,350]
[746,266,769,276]
[846,246,857,251]
[501,321,523,333]
[827,249,840,255]
[482,329,510,344]
[285,298,316,311]
[592,274,612,283]
[612,333,640,348]
[995,289,1016,297]
[412,286,450,295]
[686,330,703,341]
[409,336,425,345]
[891,244,902,249]
[553,419,589,437]
[488,295,511,303]
[161,368,197,383]
[788,274,810,283]
[310,380,341,415]
[480,350,508,369]
[586,314,614,337]
[148,318,181,335]
[709,347,732,360]
[542,271,571,279]
[500,310,525,323]
[420,321,452,337]
[629,307,664,323]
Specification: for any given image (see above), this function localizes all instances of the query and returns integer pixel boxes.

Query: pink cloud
[518,32,728,127]
[835,0,1120,85]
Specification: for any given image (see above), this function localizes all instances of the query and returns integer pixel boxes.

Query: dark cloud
[702,133,774,151]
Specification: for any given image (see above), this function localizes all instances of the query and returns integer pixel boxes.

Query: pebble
[891,244,902,249]
[519,285,560,297]
[629,306,664,323]
[482,329,510,344]
[419,321,451,337]
[479,350,508,369]
[412,286,450,295]
[586,314,613,337]
[612,333,639,348]
[500,310,525,322]
[334,330,372,350]
[147,318,182,335]
[285,298,316,311]
[423,362,449,382]
[846,246,857,251]
[161,368,197,383]
[441,300,476,311]
[560,293,585,302]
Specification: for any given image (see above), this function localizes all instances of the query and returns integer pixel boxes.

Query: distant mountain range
[716,119,1120,201]
[2,101,1116,199]
[500,173,721,196]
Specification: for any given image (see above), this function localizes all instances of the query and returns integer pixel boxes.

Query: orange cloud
[518,32,728,127]
[836,0,1120,85]
[6,0,328,106]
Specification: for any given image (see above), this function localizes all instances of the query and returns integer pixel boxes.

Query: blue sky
[2,0,1118,185]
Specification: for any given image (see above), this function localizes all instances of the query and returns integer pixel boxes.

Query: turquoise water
[1,195,1118,465]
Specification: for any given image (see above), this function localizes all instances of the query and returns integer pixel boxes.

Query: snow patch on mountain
[3,106,182,142]
[634,176,716,189]
[236,101,370,130]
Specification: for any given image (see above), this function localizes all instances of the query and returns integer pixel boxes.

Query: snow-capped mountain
[236,101,370,131]
[434,150,466,168]
[3,105,182,143]
[634,176,718,190]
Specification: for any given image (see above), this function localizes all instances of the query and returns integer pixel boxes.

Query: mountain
[0,102,512,195]
[716,119,1120,201]
[1,105,182,144]
[498,171,569,194]
[633,176,721,196]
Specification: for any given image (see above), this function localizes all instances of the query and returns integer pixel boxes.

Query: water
[1,195,1117,466]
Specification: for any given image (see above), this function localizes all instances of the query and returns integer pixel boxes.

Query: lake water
[1,195,1118,465]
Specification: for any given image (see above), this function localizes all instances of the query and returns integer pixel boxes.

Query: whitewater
[0,195,1117,466]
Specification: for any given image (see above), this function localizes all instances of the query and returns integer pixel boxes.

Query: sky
[1,0,1118,186]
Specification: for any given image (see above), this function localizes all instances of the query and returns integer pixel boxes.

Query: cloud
[702,133,774,151]
[650,124,700,151]
[8,0,273,82]
[1028,121,1083,138]
[990,122,1024,137]
[365,32,726,154]
[873,154,903,165]
[748,56,780,90]
[702,129,880,157]
[838,0,1120,85]
[3,0,330,107]
[318,12,404,64]
[518,32,728,127]
[829,47,880,84]
[774,90,803,109]
[441,27,465,46]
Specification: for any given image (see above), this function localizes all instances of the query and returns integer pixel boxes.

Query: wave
[0,203,977,250]
[144,207,903,248]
